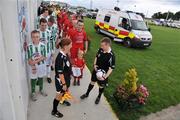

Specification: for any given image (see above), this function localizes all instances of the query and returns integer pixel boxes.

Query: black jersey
[95,48,115,72]
[55,51,71,81]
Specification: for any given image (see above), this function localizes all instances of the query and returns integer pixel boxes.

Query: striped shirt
[27,42,46,65]
[36,15,50,29]
[38,29,52,54]
[51,12,57,20]
[48,23,58,41]
[48,24,58,51]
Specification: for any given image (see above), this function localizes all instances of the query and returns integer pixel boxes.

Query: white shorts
[46,65,51,77]
[29,64,46,79]
[46,52,52,66]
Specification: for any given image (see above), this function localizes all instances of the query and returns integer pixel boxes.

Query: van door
[114,17,130,39]
[103,14,118,37]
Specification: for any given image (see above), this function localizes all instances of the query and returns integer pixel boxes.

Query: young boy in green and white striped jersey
[27,30,48,101]
[48,16,59,71]
[38,18,53,83]
[49,6,57,22]
[48,16,59,52]
[36,8,50,29]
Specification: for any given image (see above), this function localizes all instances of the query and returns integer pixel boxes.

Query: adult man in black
[80,37,115,104]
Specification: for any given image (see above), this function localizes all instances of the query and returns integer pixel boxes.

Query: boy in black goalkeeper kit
[80,37,115,104]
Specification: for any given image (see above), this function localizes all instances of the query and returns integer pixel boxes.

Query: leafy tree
[152,12,163,19]
[163,12,174,19]
[174,11,180,20]
[152,11,180,20]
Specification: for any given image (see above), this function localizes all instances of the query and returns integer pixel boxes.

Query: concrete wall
[0,14,16,120]
[0,0,38,120]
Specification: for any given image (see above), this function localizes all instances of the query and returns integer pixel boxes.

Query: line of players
[27,6,88,101]
[28,4,116,118]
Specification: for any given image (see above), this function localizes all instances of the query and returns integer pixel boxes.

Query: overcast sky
[57,0,180,17]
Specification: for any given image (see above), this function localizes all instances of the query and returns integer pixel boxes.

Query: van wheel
[123,38,131,48]
[96,27,101,34]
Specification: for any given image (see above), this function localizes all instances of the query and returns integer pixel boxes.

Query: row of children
[28,3,115,118]
[28,4,87,101]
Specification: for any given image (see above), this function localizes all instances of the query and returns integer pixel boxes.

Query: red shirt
[71,29,87,45]
[62,12,68,19]
[68,27,76,40]
[70,29,87,58]
[63,19,73,33]
[68,22,73,29]
[63,19,70,32]
[57,12,64,29]
[73,58,85,69]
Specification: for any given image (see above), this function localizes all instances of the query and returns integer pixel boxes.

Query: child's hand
[36,56,45,63]
[28,59,36,66]
[97,76,105,81]
[81,66,84,69]
[62,85,67,91]
[84,49,87,54]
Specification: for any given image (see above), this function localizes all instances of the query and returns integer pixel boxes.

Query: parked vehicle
[87,11,97,19]
[95,8,152,48]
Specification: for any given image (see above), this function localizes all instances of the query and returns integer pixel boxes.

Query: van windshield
[131,20,148,31]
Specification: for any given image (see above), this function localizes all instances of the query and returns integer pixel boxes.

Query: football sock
[53,99,59,112]
[86,84,94,96]
[31,79,37,93]
[98,87,104,98]
[38,78,43,91]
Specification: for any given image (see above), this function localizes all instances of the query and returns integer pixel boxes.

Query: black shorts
[55,77,63,93]
[91,70,108,87]
[55,75,71,93]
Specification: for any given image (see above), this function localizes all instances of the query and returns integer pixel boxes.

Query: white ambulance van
[94,8,152,48]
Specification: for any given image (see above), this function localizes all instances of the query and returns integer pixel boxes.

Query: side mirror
[148,28,151,31]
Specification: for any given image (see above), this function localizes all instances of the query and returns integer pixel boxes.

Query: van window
[104,15,111,22]
[118,17,130,30]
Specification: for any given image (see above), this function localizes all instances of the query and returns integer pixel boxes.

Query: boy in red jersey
[67,20,78,39]
[63,17,72,37]
[70,20,88,59]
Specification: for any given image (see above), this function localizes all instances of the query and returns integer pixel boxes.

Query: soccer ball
[96,69,106,80]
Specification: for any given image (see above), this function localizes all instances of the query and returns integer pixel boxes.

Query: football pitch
[84,18,180,120]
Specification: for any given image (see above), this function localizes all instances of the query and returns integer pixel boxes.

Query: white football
[96,69,106,80]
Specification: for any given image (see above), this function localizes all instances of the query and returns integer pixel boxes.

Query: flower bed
[113,68,149,111]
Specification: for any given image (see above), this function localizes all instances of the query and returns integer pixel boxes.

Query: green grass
[84,18,180,120]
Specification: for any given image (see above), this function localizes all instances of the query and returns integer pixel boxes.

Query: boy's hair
[59,38,72,48]
[42,8,48,13]
[31,30,40,36]
[101,37,111,45]
[48,16,55,23]
[40,18,47,24]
